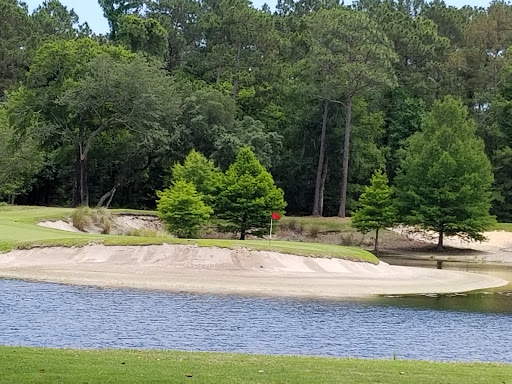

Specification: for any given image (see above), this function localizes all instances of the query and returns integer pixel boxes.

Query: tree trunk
[106,186,118,209]
[72,145,81,207]
[97,183,119,208]
[338,95,353,218]
[216,65,222,83]
[232,42,242,100]
[319,156,328,216]
[312,100,329,216]
[374,227,379,253]
[240,230,246,240]
[79,143,89,207]
[437,230,444,251]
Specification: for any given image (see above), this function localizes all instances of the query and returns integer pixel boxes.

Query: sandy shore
[0,244,507,297]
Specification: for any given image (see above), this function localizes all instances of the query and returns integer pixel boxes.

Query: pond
[1,278,511,363]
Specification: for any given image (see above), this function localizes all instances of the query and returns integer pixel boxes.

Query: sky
[24,0,492,35]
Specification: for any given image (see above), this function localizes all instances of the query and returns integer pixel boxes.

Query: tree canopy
[1,0,511,236]
[395,96,495,250]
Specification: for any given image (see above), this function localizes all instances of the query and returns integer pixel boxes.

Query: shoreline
[0,244,508,297]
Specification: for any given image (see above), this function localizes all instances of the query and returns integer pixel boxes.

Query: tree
[395,96,495,251]
[305,8,397,217]
[171,150,223,206]
[351,169,396,252]
[116,15,168,59]
[216,147,286,240]
[98,0,143,40]
[0,106,44,204]
[0,0,33,98]
[157,180,213,238]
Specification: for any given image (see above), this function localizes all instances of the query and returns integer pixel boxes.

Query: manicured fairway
[0,206,378,263]
[0,347,510,384]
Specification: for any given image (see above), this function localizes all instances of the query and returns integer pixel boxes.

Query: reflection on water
[1,279,511,363]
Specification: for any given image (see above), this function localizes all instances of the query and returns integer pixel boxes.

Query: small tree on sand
[216,147,286,240]
[395,96,495,251]
[156,180,213,238]
[352,170,396,252]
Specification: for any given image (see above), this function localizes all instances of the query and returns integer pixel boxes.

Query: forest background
[1,0,512,223]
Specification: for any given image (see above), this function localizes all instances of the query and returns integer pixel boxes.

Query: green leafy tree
[171,150,223,206]
[352,169,396,252]
[116,15,168,59]
[157,180,213,238]
[0,0,33,98]
[0,107,44,204]
[98,0,143,40]
[395,96,495,251]
[217,147,286,240]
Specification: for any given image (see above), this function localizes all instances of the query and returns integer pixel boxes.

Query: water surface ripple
[1,279,511,363]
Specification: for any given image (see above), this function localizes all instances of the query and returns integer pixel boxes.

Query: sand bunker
[38,220,82,233]
[0,244,507,297]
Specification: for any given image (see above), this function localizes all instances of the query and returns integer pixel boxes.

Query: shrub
[156,181,213,238]
[309,225,320,238]
[71,207,93,231]
[93,208,113,234]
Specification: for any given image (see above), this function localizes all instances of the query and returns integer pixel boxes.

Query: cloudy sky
[24,0,491,35]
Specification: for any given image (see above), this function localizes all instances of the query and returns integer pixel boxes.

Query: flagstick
[269,217,273,247]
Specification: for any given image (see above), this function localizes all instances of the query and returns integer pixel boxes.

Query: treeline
[0,0,511,221]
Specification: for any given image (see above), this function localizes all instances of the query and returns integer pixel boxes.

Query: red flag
[271,212,281,220]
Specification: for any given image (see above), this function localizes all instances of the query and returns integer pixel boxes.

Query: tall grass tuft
[71,207,93,231]
[94,208,113,234]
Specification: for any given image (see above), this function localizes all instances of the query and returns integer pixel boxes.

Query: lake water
[1,278,511,363]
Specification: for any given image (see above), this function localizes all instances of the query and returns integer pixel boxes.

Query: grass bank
[0,206,378,263]
[1,347,510,384]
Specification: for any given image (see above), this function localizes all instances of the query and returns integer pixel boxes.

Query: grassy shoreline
[1,346,510,384]
[0,206,378,263]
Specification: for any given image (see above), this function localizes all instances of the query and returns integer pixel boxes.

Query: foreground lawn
[0,347,510,384]
[0,206,378,263]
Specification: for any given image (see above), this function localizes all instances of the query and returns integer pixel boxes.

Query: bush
[93,208,113,234]
[71,207,93,231]
[156,181,213,238]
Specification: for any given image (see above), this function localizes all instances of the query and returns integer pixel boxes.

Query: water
[1,279,511,362]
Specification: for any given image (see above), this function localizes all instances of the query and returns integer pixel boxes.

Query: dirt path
[0,244,507,297]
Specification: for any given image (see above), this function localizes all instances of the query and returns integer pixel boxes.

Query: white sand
[0,244,507,297]
[38,220,82,232]
[393,226,512,262]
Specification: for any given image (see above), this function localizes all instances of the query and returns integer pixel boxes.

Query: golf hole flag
[269,212,281,244]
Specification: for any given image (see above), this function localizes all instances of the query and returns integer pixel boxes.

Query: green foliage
[171,150,223,206]
[117,15,168,59]
[352,170,396,251]
[395,96,495,248]
[157,180,213,238]
[216,147,287,240]
[0,107,44,202]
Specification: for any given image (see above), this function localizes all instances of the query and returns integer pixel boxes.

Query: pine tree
[395,96,495,251]
[352,170,396,252]
[216,147,286,240]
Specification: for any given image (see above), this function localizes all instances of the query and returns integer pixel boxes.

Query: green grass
[0,206,378,263]
[281,215,353,232]
[0,347,510,384]
[493,222,512,232]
